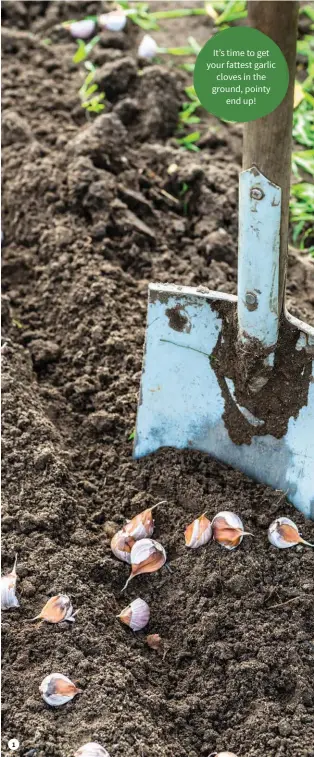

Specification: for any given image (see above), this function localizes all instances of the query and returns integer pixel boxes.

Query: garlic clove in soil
[123,501,166,540]
[75,744,111,757]
[69,20,96,39]
[98,10,127,32]
[111,530,135,563]
[122,538,167,591]
[1,554,19,610]
[212,511,253,550]
[268,517,314,549]
[185,513,212,548]
[117,597,150,631]
[30,594,76,624]
[209,752,238,757]
[40,673,82,707]
[138,34,158,60]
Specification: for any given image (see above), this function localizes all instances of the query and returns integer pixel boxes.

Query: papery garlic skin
[117,597,150,631]
[146,633,162,650]
[1,555,19,610]
[123,502,164,540]
[111,530,135,563]
[31,594,75,623]
[98,11,126,32]
[75,743,111,757]
[138,34,158,60]
[70,20,96,39]
[40,673,81,707]
[268,517,314,549]
[122,538,167,591]
[212,511,250,550]
[185,514,212,548]
[123,509,154,540]
[131,538,166,573]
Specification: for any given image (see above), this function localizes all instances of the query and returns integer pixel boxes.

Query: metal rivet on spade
[250,187,265,200]
[245,291,258,308]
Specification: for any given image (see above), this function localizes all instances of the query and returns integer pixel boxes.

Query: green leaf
[300,5,314,23]
[179,182,189,196]
[12,318,23,329]
[291,182,314,201]
[185,85,199,101]
[151,8,207,19]
[292,150,314,177]
[297,35,314,59]
[128,430,135,441]
[187,36,201,55]
[84,84,99,98]
[73,35,100,64]
[181,130,200,143]
[293,101,314,148]
[73,39,87,64]
[180,62,195,73]
[216,0,247,25]
[165,46,195,56]
[290,180,314,255]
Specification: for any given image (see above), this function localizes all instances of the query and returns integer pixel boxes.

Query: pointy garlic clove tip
[300,538,314,548]
[151,500,167,510]
[121,576,132,592]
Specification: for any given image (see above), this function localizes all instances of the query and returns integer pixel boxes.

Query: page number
[8,739,20,751]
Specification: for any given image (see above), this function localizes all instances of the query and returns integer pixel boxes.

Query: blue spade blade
[134,168,314,519]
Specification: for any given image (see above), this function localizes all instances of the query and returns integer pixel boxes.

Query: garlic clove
[268,517,314,549]
[185,513,212,548]
[212,511,252,550]
[69,19,96,39]
[1,554,19,610]
[40,673,82,707]
[30,594,76,624]
[98,10,127,32]
[75,743,110,757]
[138,34,158,60]
[209,753,238,757]
[117,597,150,631]
[146,633,162,650]
[122,538,167,591]
[111,530,135,563]
[123,501,166,540]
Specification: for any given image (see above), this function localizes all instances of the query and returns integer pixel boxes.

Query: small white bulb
[75,744,111,757]
[117,597,150,631]
[111,530,135,563]
[138,34,158,60]
[212,511,252,550]
[39,673,81,707]
[70,20,96,39]
[185,514,212,548]
[30,594,76,624]
[1,555,19,610]
[98,11,126,32]
[268,517,314,549]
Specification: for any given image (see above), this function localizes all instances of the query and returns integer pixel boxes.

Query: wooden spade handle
[243,1,299,315]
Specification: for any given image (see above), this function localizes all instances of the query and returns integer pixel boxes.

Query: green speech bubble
[194,26,289,123]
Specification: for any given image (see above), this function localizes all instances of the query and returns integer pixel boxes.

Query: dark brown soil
[2,3,314,757]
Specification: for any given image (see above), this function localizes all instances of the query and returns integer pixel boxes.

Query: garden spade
[134,2,314,519]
